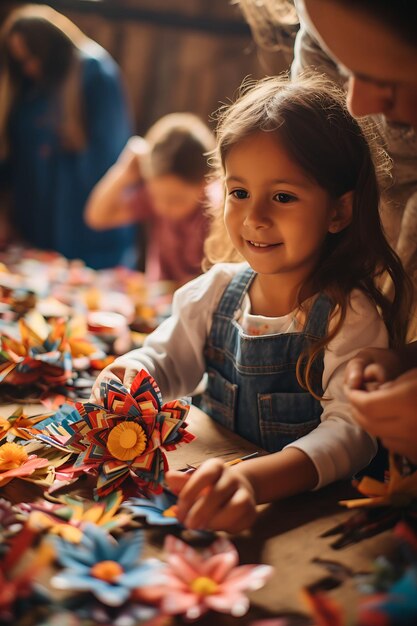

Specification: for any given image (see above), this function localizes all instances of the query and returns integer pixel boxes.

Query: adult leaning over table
[0,4,136,269]
[277,0,417,462]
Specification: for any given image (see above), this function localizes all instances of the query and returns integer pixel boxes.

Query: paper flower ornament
[0,525,54,623]
[0,498,24,552]
[0,441,51,488]
[124,490,180,526]
[301,589,345,626]
[52,524,163,607]
[65,315,109,371]
[137,535,273,620]
[353,523,417,626]
[0,407,52,443]
[37,370,195,497]
[340,454,417,510]
[358,570,417,626]
[28,491,132,543]
[322,455,417,548]
[0,312,72,386]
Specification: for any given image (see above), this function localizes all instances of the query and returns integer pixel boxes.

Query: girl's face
[301,0,417,129]
[147,175,205,221]
[224,131,340,285]
[8,32,42,81]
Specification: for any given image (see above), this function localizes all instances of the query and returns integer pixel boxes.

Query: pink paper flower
[137,535,273,620]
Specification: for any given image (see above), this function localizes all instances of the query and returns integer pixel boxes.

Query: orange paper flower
[0,442,50,487]
[0,312,72,386]
[340,455,417,509]
[0,407,51,443]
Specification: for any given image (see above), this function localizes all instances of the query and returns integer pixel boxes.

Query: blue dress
[2,46,136,269]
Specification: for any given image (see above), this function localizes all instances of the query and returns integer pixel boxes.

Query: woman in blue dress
[0,4,136,269]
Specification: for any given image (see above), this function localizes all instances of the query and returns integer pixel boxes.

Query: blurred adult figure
[0,4,136,269]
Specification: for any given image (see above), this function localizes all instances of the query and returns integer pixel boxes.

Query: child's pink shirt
[129,183,218,285]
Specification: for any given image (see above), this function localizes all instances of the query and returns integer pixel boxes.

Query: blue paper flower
[124,490,179,526]
[52,524,163,606]
[359,568,417,625]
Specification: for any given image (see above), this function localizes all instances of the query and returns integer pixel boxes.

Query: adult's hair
[204,74,412,396]
[238,0,417,52]
[0,4,89,158]
[323,0,417,49]
[143,113,215,184]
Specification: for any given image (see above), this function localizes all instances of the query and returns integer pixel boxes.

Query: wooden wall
[1,0,292,134]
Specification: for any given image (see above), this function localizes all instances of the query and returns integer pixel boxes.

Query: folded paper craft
[36,370,195,497]
[0,314,72,386]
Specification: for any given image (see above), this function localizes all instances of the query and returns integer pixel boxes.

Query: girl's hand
[344,347,403,391]
[89,358,143,402]
[117,136,148,185]
[165,459,257,533]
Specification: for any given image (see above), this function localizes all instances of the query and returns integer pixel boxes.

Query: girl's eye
[274,192,296,203]
[230,189,249,200]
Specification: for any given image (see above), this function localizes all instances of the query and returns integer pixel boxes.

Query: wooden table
[2,403,396,625]
[169,408,396,624]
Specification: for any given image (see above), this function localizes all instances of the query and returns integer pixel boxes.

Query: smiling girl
[91,75,411,532]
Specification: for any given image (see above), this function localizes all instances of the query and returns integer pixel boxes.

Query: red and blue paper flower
[37,370,195,497]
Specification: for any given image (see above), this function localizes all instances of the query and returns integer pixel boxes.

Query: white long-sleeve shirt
[108,263,388,488]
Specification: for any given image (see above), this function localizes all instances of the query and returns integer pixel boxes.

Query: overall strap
[215,267,256,318]
[303,293,334,338]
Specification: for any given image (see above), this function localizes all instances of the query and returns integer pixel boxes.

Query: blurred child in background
[85,113,218,287]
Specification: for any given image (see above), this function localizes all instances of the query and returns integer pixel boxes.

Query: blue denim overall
[200,267,333,452]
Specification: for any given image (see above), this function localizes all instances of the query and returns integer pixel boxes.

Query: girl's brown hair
[205,74,412,398]
[143,113,215,184]
[0,4,89,158]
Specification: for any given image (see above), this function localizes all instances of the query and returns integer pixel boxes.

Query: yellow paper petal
[28,510,55,531]
[82,505,104,523]
[356,476,387,497]
[99,492,123,525]
[55,524,83,543]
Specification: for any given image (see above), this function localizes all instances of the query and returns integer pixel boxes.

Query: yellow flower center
[162,505,179,518]
[190,576,219,596]
[90,560,124,582]
[107,422,147,461]
[0,442,29,470]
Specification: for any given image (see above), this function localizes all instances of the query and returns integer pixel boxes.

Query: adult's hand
[346,368,417,463]
[344,347,405,390]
